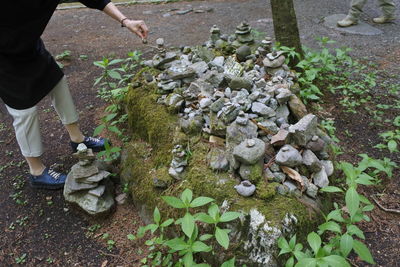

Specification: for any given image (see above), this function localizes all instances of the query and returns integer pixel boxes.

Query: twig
[98,250,130,265]
[372,196,400,215]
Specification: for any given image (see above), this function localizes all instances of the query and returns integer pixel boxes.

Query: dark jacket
[0,0,110,110]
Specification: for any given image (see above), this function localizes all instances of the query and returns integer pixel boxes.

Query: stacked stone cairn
[64,144,114,215]
[143,22,334,200]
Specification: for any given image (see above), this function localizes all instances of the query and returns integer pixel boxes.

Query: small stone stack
[64,144,114,215]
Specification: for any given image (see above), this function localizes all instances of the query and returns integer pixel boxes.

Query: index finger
[140,23,149,39]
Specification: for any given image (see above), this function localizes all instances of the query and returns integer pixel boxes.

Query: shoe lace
[87,137,101,143]
[48,169,62,180]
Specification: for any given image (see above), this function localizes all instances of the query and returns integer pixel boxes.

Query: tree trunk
[270,0,303,65]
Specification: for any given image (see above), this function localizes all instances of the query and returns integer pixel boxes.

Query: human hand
[123,19,149,40]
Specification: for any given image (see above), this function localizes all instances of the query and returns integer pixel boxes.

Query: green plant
[137,189,240,266]
[321,119,339,143]
[46,257,55,264]
[278,154,396,266]
[93,51,142,161]
[107,239,116,251]
[15,253,27,264]
[55,50,72,61]
[374,129,400,153]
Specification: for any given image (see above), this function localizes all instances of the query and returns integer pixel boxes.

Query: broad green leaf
[108,126,122,135]
[193,264,210,267]
[340,234,353,257]
[318,221,341,234]
[221,257,235,267]
[320,186,343,193]
[388,140,398,153]
[161,196,186,208]
[327,209,345,222]
[345,187,360,218]
[355,173,375,185]
[362,204,374,212]
[353,240,375,264]
[105,113,117,122]
[182,213,195,238]
[295,258,317,267]
[324,255,350,267]
[181,189,193,205]
[340,162,358,184]
[199,234,213,241]
[109,59,124,65]
[183,252,193,267]
[165,238,187,251]
[278,237,291,255]
[220,212,241,223]
[293,251,308,261]
[108,70,122,80]
[307,232,321,255]
[215,227,229,249]
[190,197,214,208]
[347,225,365,239]
[153,207,161,224]
[208,203,220,220]
[147,224,158,234]
[195,213,215,224]
[289,235,297,249]
[161,218,174,228]
[127,234,136,241]
[192,241,211,252]
[93,124,105,136]
[285,256,294,267]
[359,194,372,205]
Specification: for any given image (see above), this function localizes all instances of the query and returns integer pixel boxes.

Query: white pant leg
[48,76,79,125]
[5,105,43,157]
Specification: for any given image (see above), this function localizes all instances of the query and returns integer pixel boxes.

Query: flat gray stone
[233,138,266,165]
[275,145,303,167]
[324,14,383,36]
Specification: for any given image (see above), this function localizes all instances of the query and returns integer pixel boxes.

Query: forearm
[102,2,126,25]
[102,2,149,39]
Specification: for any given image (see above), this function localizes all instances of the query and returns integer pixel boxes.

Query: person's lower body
[5,76,105,189]
[338,0,396,27]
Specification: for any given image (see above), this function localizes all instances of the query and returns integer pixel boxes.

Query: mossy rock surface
[121,68,322,266]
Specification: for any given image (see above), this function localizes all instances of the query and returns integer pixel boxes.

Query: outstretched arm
[102,2,149,40]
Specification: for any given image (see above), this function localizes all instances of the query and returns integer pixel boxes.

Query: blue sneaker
[29,168,67,190]
[70,136,108,153]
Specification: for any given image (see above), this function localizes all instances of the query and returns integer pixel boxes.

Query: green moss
[125,67,177,166]
[256,181,278,200]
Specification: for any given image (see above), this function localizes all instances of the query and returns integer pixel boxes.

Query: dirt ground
[0,0,399,266]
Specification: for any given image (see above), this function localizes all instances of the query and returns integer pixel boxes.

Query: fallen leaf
[281,166,304,191]
[101,260,108,267]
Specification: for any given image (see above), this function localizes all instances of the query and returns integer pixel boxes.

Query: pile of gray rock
[143,23,334,199]
[64,144,114,215]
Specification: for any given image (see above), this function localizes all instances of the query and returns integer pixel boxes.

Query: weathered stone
[212,56,225,67]
[283,181,297,192]
[271,129,289,147]
[153,177,169,189]
[233,138,266,165]
[321,160,334,176]
[228,76,253,90]
[275,88,293,105]
[263,53,285,69]
[190,61,209,77]
[71,164,99,179]
[210,97,226,113]
[276,184,289,195]
[276,105,290,121]
[210,112,227,136]
[306,135,326,152]
[272,172,286,183]
[302,150,322,173]
[76,170,110,184]
[166,67,196,80]
[288,114,318,147]
[208,147,229,171]
[312,166,329,188]
[64,173,98,194]
[234,180,256,197]
[306,183,318,199]
[275,145,302,167]
[239,160,263,183]
[220,104,241,124]
[224,56,244,77]
[204,70,225,87]
[115,193,128,205]
[258,120,279,135]
[199,98,212,109]
[236,45,251,62]
[88,185,106,197]
[288,95,308,120]
[251,102,276,118]
[179,116,203,135]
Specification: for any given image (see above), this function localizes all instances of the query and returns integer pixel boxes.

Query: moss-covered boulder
[120,69,321,266]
